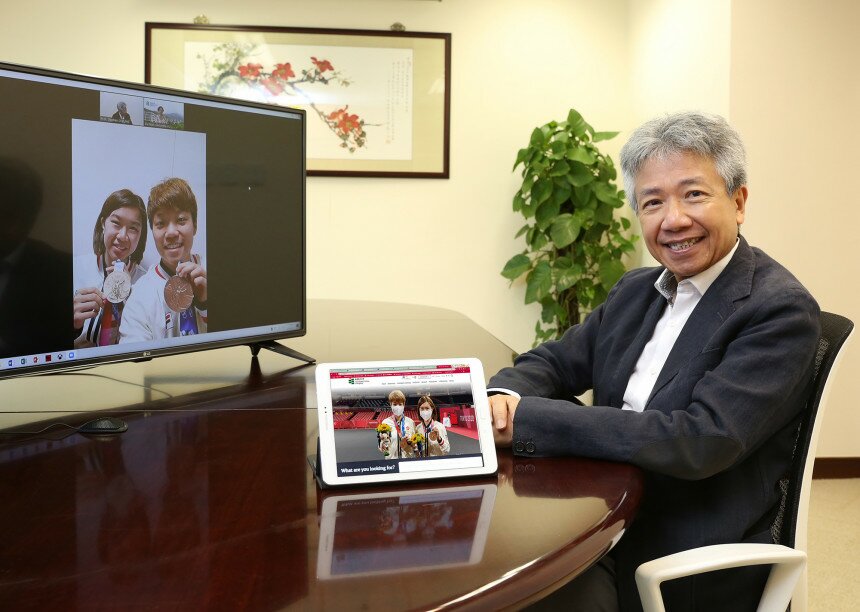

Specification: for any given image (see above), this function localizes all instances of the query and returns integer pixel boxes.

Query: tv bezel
[0,60,307,380]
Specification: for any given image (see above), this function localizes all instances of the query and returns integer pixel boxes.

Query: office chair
[635,311,854,612]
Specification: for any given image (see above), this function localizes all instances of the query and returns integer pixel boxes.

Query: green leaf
[550,214,582,248]
[514,223,530,238]
[572,184,592,205]
[592,182,619,204]
[520,198,537,219]
[620,216,631,230]
[531,178,553,205]
[552,183,572,206]
[530,231,549,250]
[513,147,531,171]
[567,146,597,165]
[521,172,537,194]
[598,256,626,290]
[592,131,619,142]
[535,198,561,231]
[566,109,589,137]
[554,256,573,269]
[595,202,614,225]
[529,127,545,147]
[540,298,557,324]
[554,265,580,293]
[501,253,531,280]
[549,141,567,159]
[525,261,553,304]
[567,162,594,187]
[540,297,567,325]
[512,192,525,212]
[549,159,570,177]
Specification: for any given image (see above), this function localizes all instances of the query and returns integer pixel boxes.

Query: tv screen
[0,62,306,379]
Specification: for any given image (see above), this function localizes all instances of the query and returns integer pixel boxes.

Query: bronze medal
[102,261,132,303]
[164,275,194,311]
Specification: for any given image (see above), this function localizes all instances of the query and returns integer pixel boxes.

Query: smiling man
[119,177,207,343]
[489,112,820,611]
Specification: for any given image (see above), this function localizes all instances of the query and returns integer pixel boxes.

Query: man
[119,177,207,343]
[111,101,132,124]
[489,112,819,611]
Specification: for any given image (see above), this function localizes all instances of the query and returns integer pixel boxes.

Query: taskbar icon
[2,351,77,370]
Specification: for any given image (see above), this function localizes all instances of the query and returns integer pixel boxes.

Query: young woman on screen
[378,389,417,459]
[73,189,148,347]
[416,395,450,457]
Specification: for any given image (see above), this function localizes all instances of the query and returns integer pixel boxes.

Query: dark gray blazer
[489,237,820,611]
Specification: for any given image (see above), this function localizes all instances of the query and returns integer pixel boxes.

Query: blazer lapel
[606,291,666,408]
[644,237,756,408]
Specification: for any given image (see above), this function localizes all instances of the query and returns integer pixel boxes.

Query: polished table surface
[0,300,642,610]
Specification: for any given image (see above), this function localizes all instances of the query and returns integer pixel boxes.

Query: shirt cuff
[487,387,521,399]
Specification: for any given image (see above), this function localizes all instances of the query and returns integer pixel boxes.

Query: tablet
[316,483,497,579]
[315,358,498,487]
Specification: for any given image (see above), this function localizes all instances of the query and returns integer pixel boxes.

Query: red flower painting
[197,44,368,152]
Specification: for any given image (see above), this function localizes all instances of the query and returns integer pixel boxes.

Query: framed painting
[146,23,451,178]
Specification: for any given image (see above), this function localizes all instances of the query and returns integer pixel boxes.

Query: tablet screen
[322,361,490,481]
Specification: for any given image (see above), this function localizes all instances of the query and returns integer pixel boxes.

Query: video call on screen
[0,71,305,362]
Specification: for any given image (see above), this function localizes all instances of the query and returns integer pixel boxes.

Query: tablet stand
[307,437,331,489]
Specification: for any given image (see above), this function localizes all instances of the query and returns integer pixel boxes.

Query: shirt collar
[654,238,740,303]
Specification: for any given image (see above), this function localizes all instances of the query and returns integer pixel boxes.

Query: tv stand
[249,340,315,365]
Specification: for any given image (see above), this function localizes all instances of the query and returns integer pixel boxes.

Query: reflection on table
[317,483,497,580]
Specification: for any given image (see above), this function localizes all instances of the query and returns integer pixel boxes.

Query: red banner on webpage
[330,367,471,379]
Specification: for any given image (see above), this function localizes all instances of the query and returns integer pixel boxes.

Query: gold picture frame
[146,23,451,178]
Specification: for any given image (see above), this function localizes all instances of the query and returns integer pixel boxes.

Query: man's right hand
[489,394,519,448]
[73,287,104,330]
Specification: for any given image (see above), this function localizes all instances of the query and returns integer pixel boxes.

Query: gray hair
[619,111,747,212]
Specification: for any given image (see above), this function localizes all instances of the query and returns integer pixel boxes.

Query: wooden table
[0,300,642,610]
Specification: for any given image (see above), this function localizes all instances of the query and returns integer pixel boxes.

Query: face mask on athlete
[391,405,405,417]
[420,409,433,422]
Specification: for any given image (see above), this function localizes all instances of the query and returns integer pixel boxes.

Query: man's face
[635,151,747,280]
[151,207,195,270]
[102,206,143,264]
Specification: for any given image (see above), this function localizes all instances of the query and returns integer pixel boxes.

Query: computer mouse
[78,417,128,434]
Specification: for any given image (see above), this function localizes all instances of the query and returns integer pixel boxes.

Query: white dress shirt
[622,239,740,412]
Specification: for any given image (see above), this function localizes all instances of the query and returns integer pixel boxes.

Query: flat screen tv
[0,61,308,380]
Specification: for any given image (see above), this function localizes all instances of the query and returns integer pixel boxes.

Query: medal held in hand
[164,274,194,312]
[102,260,132,303]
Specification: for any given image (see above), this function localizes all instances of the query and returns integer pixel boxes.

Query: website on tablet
[326,363,485,479]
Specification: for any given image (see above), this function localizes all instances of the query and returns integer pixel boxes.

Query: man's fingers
[489,394,518,430]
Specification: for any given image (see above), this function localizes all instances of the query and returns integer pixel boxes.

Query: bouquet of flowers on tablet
[410,431,425,446]
[377,423,393,457]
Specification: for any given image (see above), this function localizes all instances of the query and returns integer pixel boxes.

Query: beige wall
[627,0,732,268]
[0,0,854,456]
[730,0,860,457]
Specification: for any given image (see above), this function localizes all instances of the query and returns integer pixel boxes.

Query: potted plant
[501,108,637,346]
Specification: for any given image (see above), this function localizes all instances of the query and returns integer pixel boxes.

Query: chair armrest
[635,543,806,612]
